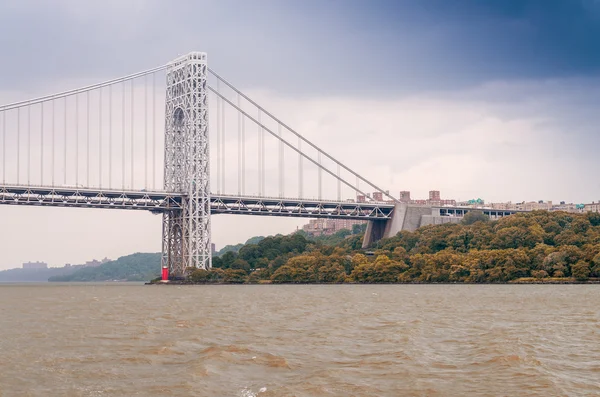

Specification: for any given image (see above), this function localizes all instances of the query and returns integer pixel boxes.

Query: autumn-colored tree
[554,229,587,247]
[461,211,489,225]
[247,268,271,283]
[531,270,549,279]
[571,261,590,280]
[446,229,475,253]
[189,268,226,283]
[350,255,408,283]
[491,226,543,249]
[391,247,409,262]
[591,253,600,277]
[223,269,248,283]
[351,253,369,267]
[186,209,600,284]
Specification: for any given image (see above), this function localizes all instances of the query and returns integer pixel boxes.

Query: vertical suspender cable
[27,106,31,185]
[237,93,241,195]
[87,91,90,187]
[152,73,156,190]
[241,107,245,195]
[318,151,322,200]
[122,82,125,190]
[261,114,265,196]
[16,108,20,184]
[75,93,79,186]
[40,103,44,185]
[1,111,5,184]
[131,79,134,189]
[298,136,302,199]
[109,85,112,188]
[278,123,283,197]
[221,95,225,193]
[216,82,221,193]
[257,110,262,195]
[51,99,55,186]
[144,75,148,189]
[337,164,341,201]
[99,88,102,188]
[64,97,67,185]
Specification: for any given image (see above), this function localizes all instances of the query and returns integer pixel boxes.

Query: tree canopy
[48,253,161,282]
[194,211,600,284]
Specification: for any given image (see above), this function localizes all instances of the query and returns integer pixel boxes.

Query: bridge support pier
[362,203,407,248]
[362,219,387,248]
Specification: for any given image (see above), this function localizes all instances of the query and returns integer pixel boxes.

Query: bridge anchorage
[0,51,401,281]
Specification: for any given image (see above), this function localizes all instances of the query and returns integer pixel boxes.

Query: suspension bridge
[0,52,400,280]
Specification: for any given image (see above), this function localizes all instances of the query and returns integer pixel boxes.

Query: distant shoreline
[147,278,600,285]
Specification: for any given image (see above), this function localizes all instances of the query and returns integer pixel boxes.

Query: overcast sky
[1,0,600,269]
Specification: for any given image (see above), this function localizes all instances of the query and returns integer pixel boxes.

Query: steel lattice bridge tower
[0,52,401,280]
[162,54,211,277]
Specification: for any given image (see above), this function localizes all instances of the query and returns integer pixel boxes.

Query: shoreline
[147,278,600,285]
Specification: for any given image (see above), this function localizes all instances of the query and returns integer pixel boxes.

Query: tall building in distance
[400,191,411,203]
[584,202,600,213]
[394,190,456,206]
[22,261,48,269]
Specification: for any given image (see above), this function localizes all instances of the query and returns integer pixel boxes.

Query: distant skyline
[1,0,599,268]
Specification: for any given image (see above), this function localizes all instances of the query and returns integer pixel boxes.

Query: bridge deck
[0,185,394,220]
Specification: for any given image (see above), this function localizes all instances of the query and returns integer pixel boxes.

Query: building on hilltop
[395,190,456,206]
[22,261,48,269]
[429,190,441,202]
[83,257,111,267]
[517,201,553,211]
[302,218,366,236]
[399,191,411,203]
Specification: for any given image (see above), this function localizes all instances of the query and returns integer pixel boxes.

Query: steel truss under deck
[0,185,182,211]
[210,194,393,219]
[0,185,394,219]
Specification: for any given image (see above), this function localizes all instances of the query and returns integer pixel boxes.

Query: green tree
[352,223,367,234]
[461,211,489,225]
[230,259,251,272]
[220,251,237,269]
[587,211,600,227]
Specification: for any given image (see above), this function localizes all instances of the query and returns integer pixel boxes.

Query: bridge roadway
[0,185,395,220]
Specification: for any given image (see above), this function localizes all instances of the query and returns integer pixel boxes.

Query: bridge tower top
[168,52,207,68]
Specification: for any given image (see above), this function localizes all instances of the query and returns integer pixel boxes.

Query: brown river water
[0,283,598,396]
